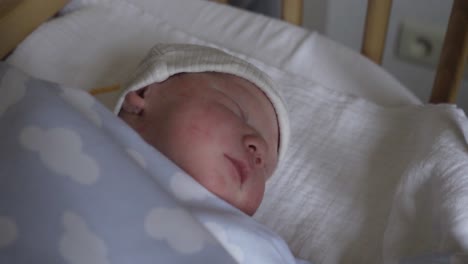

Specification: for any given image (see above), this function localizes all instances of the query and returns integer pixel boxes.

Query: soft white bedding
[8,0,419,106]
[8,0,468,263]
[258,78,468,263]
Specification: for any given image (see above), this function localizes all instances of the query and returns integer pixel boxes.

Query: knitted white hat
[114,43,290,162]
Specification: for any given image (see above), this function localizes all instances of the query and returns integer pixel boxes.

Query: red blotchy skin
[119,72,279,215]
[188,121,208,138]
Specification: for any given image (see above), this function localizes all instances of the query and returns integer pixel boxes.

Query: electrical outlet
[397,21,445,68]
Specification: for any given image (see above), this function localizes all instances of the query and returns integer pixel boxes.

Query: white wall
[303,0,467,112]
[303,0,327,34]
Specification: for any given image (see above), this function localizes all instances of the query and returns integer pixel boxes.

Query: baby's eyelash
[215,89,248,122]
[223,96,247,122]
[236,103,248,122]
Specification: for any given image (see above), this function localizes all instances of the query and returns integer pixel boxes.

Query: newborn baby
[112,44,289,216]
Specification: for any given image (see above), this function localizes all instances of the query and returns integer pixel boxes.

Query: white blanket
[254,75,468,263]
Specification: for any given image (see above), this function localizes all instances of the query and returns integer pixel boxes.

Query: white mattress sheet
[8,0,420,106]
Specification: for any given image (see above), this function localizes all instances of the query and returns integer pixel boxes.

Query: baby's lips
[225,154,251,184]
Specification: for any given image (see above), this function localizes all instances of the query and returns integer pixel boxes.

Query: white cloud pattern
[0,68,26,117]
[19,126,100,184]
[205,222,245,263]
[126,148,146,168]
[59,211,110,264]
[170,172,210,201]
[61,88,101,127]
[145,207,208,254]
[0,216,18,248]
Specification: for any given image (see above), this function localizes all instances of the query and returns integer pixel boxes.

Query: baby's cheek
[186,121,213,139]
[185,108,232,142]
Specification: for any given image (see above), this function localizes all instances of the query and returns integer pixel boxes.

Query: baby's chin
[192,174,263,216]
[242,197,264,216]
[230,190,264,216]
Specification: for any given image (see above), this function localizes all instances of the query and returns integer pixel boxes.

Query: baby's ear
[121,88,146,115]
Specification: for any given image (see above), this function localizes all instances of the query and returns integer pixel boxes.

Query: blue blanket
[0,63,304,263]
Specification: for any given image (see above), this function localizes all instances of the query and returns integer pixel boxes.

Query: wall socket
[397,21,445,68]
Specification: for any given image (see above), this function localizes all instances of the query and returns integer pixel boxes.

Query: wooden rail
[0,0,69,59]
[430,0,468,104]
[279,0,467,104]
[282,0,303,26]
[361,0,392,65]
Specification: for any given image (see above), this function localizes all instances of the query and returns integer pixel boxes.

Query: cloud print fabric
[0,63,302,264]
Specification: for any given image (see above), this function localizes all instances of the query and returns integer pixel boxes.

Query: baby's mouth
[224,154,249,184]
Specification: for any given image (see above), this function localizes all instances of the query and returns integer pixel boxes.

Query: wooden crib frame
[1,0,466,104]
[360,0,467,104]
[217,0,468,104]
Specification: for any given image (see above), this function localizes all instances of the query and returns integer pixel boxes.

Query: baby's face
[119,73,279,215]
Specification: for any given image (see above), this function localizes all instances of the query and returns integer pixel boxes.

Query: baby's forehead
[181,72,266,98]
[159,72,262,102]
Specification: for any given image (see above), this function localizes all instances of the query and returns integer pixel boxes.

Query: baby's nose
[243,134,266,168]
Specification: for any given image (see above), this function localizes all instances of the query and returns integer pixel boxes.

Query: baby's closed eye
[219,97,248,122]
